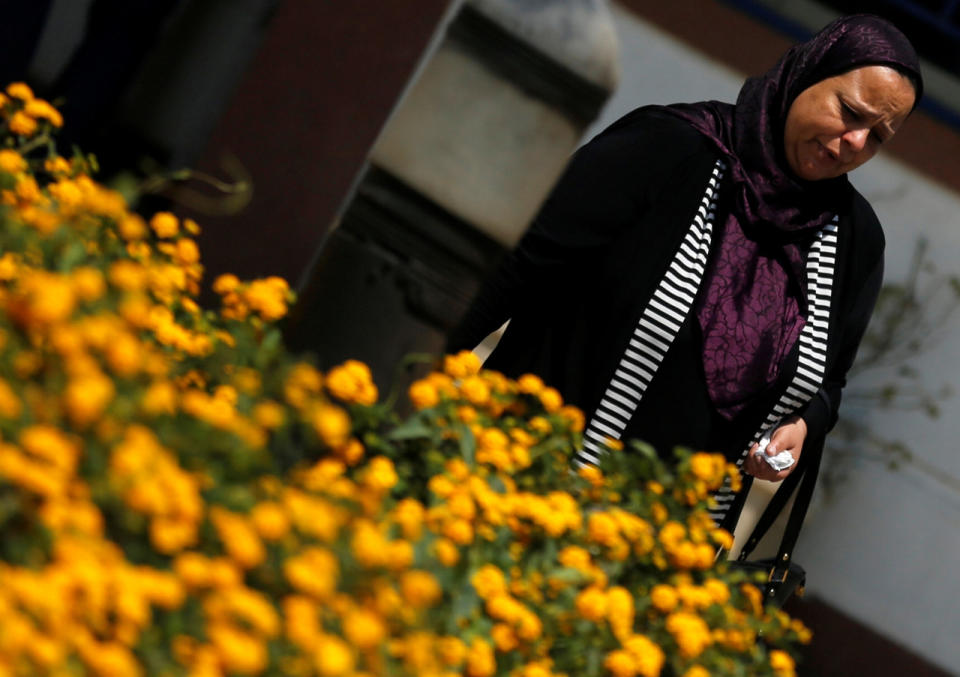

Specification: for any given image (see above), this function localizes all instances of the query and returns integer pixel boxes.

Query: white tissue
[756,425,796,471]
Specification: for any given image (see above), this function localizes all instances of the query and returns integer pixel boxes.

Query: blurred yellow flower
[150,212,179,238]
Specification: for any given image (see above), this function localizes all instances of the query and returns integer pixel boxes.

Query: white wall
[600,5,960,673]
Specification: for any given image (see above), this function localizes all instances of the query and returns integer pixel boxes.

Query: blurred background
[5,1,960,675]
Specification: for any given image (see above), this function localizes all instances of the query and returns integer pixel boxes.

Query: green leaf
[386,418,434,441]
[456,422,476,466]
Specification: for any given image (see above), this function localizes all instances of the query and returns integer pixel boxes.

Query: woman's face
[783,65,916,181]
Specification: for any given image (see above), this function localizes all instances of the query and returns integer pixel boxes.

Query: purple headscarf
[660,14,922,419]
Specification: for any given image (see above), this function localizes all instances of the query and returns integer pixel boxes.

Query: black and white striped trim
[707,215,839,524]
[574,160,726,467]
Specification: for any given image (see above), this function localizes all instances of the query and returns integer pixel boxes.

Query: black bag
[721,442,823,608]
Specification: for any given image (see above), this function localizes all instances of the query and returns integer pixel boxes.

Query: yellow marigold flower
[471,565,507,599]
[558,545,592,573]
[49,177,83,211]
[71,266,106,302]
[311,403,351,448]
[76,640,141,677]
[239,402,278,433]
[361,455,397,493]
[538,386,563,412]
[20,424,78,473]
[408,378,439,409]
[342,607,386,650]
[726,462,743,491]
[478,426,509,452]
[105,332,143,377]
[437,636,467,666]
[315,634,355,676]
[113,215,146,242]
[0,379,22,419]
[666,611,712,659]
[517,373,544,395]
[650,584,678,613]
[350,519,391,568]
[174,552,213,588]
[511,442,532,469]
[8,111,37,136]
[142,381,177,416]
[604,649,637,677]
[171,237,200,265]
[208,623,267,675]
[151,211,179,238]
[282,595,320,650]
[108,260,148,292]
[607,586,635,640]
[446,457,471,481]
[575,586,608,622]
[770,649,796,677]
[401,570,442,608]
[24,98,63,127]
[212,273,240,294]
[392,497,424,540]
[444,517,474,545]
[0,149,26,174]
[12,174,41,204]
[448,491,476,521]
[210,507,266,569]
[0,252,18,280]
[44,155,71,175]
[454,404,476,423]
[520,663,553,677]
[702,578,730,606]
[434,538,460,566]
[528,415,551,436]
[690,452,726,484]
[491,623,519,652]
[384,539,414,571]
[682,666,710,677]
[14,270,76,325]
[443,350,482,378]
[208,557,243,588]
[739,582,764,616]
[330,436,362,465]
[151,516,198,554]
[323,359,377,405]
[460,375,490,406]
[285,547,338,599]
[791,618,813,644]
[578,464,604,488]
[250,501,290,541]
[516,608,543,641]
[243,276,290,321]
[465,638,496,677]
[623,634,665,677]
[710,527,734,551]
[64,371,115,427]
[175,216,198,235]
[6,82,33,100]
[588,511,619,546]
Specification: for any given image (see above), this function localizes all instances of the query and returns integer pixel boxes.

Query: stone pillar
[285,0,619,389]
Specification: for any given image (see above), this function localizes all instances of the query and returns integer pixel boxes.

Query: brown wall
[188,0,450,289]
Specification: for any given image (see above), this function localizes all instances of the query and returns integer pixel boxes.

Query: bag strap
[736,440,824,574]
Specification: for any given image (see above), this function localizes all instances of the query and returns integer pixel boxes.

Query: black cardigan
[448,108,884,458]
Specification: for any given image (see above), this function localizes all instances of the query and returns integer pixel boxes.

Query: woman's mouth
[816,141,838,164]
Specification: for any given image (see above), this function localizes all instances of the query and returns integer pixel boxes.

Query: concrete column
[286,0,619,389]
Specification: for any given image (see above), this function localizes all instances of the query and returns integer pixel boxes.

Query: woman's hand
[744,416,807,482]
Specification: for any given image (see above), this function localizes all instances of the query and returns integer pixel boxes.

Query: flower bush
[0,84,809,677]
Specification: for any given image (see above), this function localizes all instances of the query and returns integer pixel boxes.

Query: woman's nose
[842,128,870,155]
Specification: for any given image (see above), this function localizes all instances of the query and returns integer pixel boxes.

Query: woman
[447,15,921,526]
